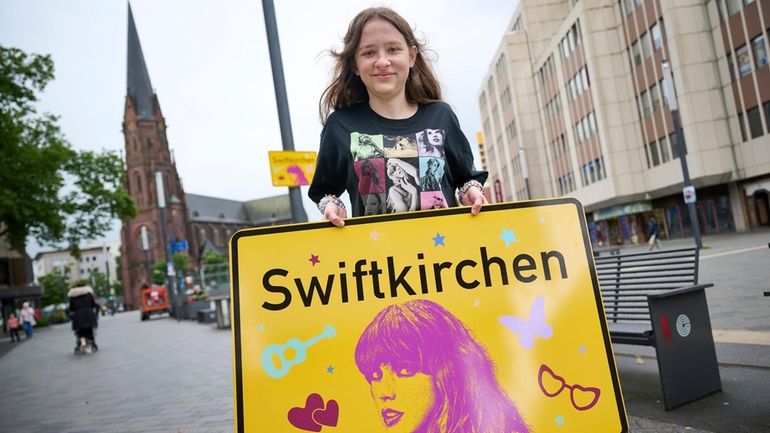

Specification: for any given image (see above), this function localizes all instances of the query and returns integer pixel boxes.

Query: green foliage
[202,251,225,265]
[152,261,166,285]
[0,46,136,253]
[47,309,69,324]
[39,270,69,306]
[113,255,124,296]
[34,317,50,328]
[85,269,110,298]
[173,252,189,273]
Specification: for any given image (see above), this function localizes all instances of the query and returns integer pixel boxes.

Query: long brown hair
[319,7,443,123]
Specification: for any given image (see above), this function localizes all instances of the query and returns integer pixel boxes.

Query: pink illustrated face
[368,363,434,433]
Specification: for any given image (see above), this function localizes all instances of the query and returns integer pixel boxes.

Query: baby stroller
[67,286,99,354]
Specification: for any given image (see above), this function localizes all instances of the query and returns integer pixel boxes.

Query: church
[119,5,292,309]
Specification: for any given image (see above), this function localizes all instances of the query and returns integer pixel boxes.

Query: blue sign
[171,240,189,253]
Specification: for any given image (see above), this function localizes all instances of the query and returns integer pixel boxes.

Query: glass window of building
[659,137,670,162]
[747,106,763,138]
[726,53,736,81]
[650,83,661,111]
[631,40,641,66]
[716,0,725,21]
[651,23,663,50]
[634,0,642,6]
[736,45,752,76]
[726,0,742,16]
[737,112,747,142]
[588,112,597,135]
[640,90,651,117]
[649,141,660,166]
[581,68,589,89]
[623,0,634,16]
[743,0,755,5]
[764,102,770,133]
[752,34,767,68]
[641,32,652,59]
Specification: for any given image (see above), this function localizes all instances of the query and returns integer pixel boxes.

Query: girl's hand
[323,203,347,227]
[462,185,488,216]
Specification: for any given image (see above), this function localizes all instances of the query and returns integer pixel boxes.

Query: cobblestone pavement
[1,229,769,433]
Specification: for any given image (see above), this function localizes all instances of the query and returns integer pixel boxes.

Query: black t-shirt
[309,102,488,217]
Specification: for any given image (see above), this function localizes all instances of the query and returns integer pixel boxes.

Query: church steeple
[127,3,155,120]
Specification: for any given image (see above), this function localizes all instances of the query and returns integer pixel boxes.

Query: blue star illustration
[326,365,335,374]
[433,232,445,247]
[579,345,587,354]
[257,325,265,332]
[555,415,565,426]
[500,228,518,247]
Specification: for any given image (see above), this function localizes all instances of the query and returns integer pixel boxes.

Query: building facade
[478,0,770,246]
[120,6,292,309]
[34,242,120,285]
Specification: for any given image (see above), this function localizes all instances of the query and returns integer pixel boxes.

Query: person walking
[648,217,662,251]
[6,313,21,342]
[20,302,36,338]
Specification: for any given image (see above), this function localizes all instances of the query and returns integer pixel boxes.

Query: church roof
[127,3,156,120]
[243,195,292,225]
[186,194,251,224]
[185,193,293,226]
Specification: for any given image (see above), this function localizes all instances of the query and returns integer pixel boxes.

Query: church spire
[127,3,155,120]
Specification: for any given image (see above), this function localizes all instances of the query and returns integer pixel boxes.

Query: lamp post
[262,0,307,223]
[662,59,702,249]
[140,226,151,283]
[155,171,179,320]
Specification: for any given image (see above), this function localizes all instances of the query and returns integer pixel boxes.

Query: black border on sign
[229,198,628,433]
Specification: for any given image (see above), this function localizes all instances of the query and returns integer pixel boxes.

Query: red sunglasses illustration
[537,364,601,411]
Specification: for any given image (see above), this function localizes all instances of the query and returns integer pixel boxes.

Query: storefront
[743,177,770,227]
[590,201,661,246]
[654,184,734,238]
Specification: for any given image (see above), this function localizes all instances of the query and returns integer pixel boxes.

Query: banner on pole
[230,199,628,432]
[269,151,317,187]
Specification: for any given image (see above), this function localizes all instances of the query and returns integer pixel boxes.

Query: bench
[595,247,721,410]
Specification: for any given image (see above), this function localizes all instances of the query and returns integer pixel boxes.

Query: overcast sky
[1,0,519,254]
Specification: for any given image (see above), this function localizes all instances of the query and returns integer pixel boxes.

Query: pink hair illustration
[355,299,530,433]
[287,164,309,185]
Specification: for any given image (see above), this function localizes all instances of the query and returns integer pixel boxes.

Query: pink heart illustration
[287,393,324,432]
[313,399,339,427]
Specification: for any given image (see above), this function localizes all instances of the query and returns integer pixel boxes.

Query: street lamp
[661,59,702,249]
[155,171,179,320]
[140,226,151,283]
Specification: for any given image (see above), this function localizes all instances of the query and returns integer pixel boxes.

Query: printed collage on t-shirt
[350,129,448,215]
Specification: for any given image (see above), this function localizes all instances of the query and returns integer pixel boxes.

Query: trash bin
[197,309,216,324]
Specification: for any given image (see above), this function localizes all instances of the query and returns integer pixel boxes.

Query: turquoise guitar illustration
[260,325,336,379]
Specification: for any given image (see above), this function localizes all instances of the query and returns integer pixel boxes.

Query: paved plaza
[1,229,769,432]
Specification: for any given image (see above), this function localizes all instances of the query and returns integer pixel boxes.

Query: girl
[6,313,20,343]
[309,7,487,226]
[355,299,530,433]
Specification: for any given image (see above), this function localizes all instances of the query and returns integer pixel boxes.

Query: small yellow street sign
[230,199,628,432]
[268,150,317,187]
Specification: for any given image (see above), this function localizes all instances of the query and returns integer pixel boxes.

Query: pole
[156,172,179,320]
[262,0,307,223]
[662,60,702,249]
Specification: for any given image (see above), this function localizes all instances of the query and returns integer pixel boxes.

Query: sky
[0,0,519,255]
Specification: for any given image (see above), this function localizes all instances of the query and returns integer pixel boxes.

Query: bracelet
[317,194,347,214]
[458,180,483,200]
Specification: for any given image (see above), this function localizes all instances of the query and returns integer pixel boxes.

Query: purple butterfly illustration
[498,296,553,349]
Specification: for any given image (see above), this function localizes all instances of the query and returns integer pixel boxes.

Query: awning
[743,179,770,196]
[593,201,653,221]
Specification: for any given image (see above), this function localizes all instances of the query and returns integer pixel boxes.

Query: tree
[39,269,70,307]
[152,261,166,285]
[201,251,225,265]
[173,252,189,273]
[0,46,136,254]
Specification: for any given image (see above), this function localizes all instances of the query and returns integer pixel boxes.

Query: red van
[140,285,170,321]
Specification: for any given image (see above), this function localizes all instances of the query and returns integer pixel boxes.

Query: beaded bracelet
[458,180,484,202]
[317,194,347,214]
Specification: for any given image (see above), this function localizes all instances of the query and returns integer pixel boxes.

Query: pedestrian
[6,313,21,343]
[648,217,662,251]
[20,301,36,338]
[309,7,488,224]
[68,285,99,352]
